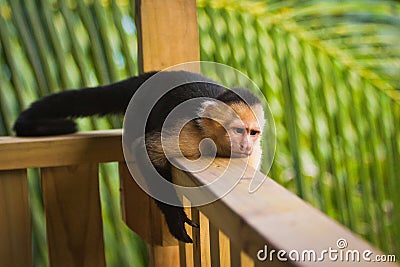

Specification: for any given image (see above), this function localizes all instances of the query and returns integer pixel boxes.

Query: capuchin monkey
[14,71,265,243]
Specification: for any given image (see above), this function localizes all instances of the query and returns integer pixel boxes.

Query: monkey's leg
[152,164,199,243]
[155,198,199,243]
[135,138,199,243]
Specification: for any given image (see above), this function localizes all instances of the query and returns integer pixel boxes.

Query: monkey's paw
[164,207,199,243]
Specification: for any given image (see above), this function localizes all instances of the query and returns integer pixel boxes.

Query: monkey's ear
[197,101,226,133]
[198,100,223,118]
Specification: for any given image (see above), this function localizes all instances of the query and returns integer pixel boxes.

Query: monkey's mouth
[231,152,251,158]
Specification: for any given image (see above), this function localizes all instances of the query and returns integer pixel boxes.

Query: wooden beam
[0,130,123,170]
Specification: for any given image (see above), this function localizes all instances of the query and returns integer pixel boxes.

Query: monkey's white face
[198,100,264,158]
[228,119,261,157]
[225,103,263,158]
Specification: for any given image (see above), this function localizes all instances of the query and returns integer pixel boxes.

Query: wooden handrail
[172,157,399,266]
[0,130,123,170]
[0,131,117,266]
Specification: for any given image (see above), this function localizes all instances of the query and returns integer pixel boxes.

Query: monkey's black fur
[14,71,260,243]
[14,72,157,136]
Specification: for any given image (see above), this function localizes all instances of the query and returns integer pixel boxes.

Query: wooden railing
[172,157,399,267]
[0,130,398,267]
[0,130,123,267]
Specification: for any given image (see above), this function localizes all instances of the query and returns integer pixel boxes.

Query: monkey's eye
[234,127,245,134]
[250,130,259,136]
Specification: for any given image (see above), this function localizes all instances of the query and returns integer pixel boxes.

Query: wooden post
[136,0,200,73]
[121,0,200,266]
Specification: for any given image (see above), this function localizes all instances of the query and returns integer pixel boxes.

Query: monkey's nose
[239,143,251,154]
[239,143,246,151]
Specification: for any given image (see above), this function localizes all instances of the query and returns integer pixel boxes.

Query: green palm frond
[198,0,400,102]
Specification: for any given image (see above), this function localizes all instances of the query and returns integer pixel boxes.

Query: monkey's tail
[14,117,77,136]
[13,72,157,136]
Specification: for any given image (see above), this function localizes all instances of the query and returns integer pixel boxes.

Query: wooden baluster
[220,231,231,267]
[41,164,105,267]
[0,169,33,267]
[191,208,201,267]
[242,251,254,267]
[199,212,211,266]
[209,222,221,267]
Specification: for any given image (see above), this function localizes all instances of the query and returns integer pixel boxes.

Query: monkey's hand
[157,202,199,243]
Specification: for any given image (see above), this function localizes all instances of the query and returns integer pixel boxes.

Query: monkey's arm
[143,130,201,243]
[14,72,156,136]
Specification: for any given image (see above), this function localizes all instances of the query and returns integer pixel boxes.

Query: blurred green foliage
[0,0,399,266]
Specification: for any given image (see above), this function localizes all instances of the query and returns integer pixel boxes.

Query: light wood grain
[148,245,180,267]
[242,251,254,267]
[219,231,231,267]
[0,169,33,267]
[199,212,211,267]
[172,157,399,267]
[136,0,200,72]
[41,164,105,267]
[0,130,123,170]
